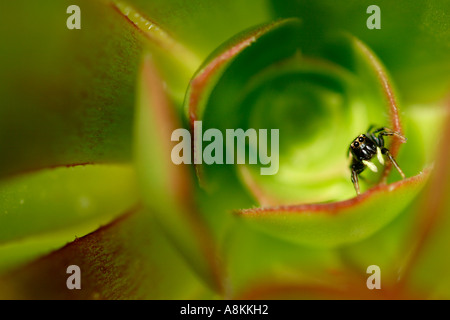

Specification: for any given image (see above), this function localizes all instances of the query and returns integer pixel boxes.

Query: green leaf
[117,0,274,58]
[401,115,450,298]
[0,164,139,271]
[0,164,139,244]
[335,103,449,285]
[224,219,346,297]
[0,209,214,299]
[271,0,450,104]
[184,18,302,197]
[187,18,409,204]
[185,18,298,125]
[112,0,275,105]
[236,172,430,248]
[133,55,223,292]
[112,1,202,104]
[0,1,143,177]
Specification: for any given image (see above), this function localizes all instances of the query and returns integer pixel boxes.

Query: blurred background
[0,0,449,299]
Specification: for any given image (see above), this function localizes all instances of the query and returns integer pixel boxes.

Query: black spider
[348,126,407,195]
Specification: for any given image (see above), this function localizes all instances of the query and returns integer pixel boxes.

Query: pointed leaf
[134,55,223,292]
[0,164,139,271]
[0,164,139,244]
[237,172,429,248]
[119,0,273,58]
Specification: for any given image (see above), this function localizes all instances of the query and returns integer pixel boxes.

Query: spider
[348,125,407,195]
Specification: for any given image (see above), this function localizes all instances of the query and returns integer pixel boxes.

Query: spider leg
[382,148,406,179]
[371,127,388,134]
[374,127,407,143]
[351,168,361,195]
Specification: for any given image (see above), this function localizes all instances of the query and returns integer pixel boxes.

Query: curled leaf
[237,171,430,248]
[185,17,410,204]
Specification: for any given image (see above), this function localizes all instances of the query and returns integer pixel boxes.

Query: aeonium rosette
[1,0,450,299]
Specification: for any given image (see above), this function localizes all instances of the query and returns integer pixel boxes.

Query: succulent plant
[0,0,449,299]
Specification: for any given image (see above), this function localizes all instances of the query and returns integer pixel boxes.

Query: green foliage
[0,0,449,299]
